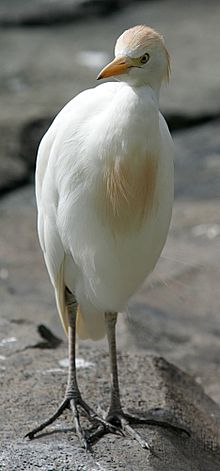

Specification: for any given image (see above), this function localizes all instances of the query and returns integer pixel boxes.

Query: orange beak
[97,56,133,80]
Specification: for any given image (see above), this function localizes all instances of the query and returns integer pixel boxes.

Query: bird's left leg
[25,290,116,448]
[92,312,190,450]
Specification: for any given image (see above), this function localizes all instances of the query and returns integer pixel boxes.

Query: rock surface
[0,0,125,26]
[1,321,220,471]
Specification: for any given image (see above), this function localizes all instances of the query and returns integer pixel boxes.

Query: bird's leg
[25,289,116,448]
[105,312,122,417]
[96,311,150,449]
[91,312,190,450]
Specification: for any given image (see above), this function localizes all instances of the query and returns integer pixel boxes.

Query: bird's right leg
[25,289,115,449]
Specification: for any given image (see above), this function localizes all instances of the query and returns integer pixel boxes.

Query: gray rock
[174,120,220,200]
[0,120,28,193]
[0,0,122,26]
[1,314,220,471]
[19,117,53,172]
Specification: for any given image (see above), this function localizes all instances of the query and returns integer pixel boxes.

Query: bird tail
[54,261,106,340]
[54,261,68,335]
[76,305,106,341]
[76,305,89,339]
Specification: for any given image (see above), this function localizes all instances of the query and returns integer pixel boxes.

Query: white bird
[26,25,175,449]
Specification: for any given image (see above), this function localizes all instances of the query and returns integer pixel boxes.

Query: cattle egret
[26,25,176,449]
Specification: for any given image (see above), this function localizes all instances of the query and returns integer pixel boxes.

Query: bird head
[97,25,170,90]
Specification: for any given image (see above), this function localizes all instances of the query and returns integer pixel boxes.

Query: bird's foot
[89,407,190,450]
[25,392,117,450]
[106,409,151,450]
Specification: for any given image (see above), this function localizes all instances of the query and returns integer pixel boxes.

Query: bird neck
[130,83,160,107]
[119,74,162,101]
[116,83,160,159]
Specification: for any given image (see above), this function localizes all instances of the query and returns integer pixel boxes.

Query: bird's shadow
[28,426,75,440]
[124,407,191,437]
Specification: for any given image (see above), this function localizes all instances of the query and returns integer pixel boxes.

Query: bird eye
[140,53,149,64]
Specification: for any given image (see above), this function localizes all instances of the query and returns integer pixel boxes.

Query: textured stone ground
[1,322,220,471]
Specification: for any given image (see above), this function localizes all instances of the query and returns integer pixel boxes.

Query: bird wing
[36,129,68,332]
[35,83,119,334]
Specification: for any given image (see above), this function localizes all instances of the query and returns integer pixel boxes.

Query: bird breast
[94,152,158,235]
